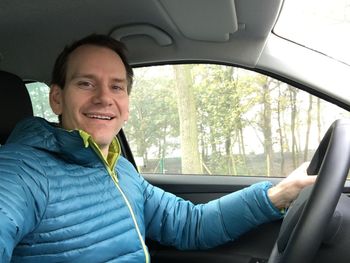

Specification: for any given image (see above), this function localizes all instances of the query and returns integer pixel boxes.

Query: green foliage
[193,65,262,174]
[127,64,350,176]
[124,67,179,167]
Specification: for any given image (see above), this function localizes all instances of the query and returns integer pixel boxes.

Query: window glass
[26,82,58,122]
[124,64,350,177]
[25,66,350,178]
[274,0,350,65]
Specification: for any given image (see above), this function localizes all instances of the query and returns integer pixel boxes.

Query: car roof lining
[157,0,239,42]
[0,0,282,83]
[3,0,350,106]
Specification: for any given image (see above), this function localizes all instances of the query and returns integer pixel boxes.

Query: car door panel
[144,173,350,262]
[144,174,282,263]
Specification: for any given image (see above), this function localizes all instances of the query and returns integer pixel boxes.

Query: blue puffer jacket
[0,117,282,262]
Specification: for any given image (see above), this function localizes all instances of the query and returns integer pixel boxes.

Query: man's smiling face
[49,44,129,156]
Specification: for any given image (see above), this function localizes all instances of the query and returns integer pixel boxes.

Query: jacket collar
[7,117,120,167]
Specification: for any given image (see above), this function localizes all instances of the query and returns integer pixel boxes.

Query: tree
[303,94,313,161]
[251,75,275,176]
[317,98,322,143]
[261,77,273,176]
[288,85,299,168]
[277,83,288,175]
[125,67,179,172]
[193,65,259,175]
[173,65,202,174]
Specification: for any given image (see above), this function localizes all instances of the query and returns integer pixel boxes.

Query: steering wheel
[268,119,350,263]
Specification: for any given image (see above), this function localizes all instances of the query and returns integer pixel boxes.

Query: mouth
[84,113,115,120]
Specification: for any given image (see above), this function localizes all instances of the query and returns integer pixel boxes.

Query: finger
[299,175,317,187]
[306,175,317,183]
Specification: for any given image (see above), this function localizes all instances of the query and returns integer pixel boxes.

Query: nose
[92,85,113,106]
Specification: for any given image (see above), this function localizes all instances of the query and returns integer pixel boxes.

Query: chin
[93,136,114,145]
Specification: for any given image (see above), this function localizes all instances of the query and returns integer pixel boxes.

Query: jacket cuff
[218,181,283,240]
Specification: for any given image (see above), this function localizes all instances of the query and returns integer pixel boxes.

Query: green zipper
[80,132,150,263]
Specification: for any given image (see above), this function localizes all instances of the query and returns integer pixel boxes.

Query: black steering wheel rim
[268,119,350,263]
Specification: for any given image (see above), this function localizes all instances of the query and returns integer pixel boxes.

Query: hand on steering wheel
[268,119,350,263]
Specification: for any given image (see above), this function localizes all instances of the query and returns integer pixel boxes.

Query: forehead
[66,44,127,79]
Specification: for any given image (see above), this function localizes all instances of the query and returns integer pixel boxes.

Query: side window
[26,82,58,122]
[24,66,350,178]
[125,64,350,177]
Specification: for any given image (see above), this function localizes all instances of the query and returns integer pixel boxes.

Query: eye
[112,85,121,90]
[112,84,126,92]
[77,80,94,89]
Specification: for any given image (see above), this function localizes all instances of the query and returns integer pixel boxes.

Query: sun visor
[111,24,173,47]
[159,0,238,42]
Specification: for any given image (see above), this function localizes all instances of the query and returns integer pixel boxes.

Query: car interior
[1,0,350,262]
[0,71,33,145]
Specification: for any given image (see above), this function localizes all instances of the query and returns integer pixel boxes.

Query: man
[0,34,315,262]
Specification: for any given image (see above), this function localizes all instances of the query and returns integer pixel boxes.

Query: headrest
[0,70,33,145]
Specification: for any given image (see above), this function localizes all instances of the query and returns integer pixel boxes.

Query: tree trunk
[199,123,207,164]
[225,137,232,174]
[317,98,321,143]
[262,78,273,176]
[238,124,249,175]
[304,95,313,161]
[135,108,148,167]
[289,86,298,168]
[173,65,202,174]
[277,86,285,175]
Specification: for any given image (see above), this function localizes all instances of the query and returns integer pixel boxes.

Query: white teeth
[86,114,112,120]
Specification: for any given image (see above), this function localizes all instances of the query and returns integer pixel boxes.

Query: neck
[99,145,109,158]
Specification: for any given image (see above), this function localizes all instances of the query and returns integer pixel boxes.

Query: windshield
[274,0,350,65]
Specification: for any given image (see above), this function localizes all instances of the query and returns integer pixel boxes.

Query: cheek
[118,97,129,119]
[61,97,74,115]
[124,101,130,120]
[124,109,129,121]
[61,95,82,121]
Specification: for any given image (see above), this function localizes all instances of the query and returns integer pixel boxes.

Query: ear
[49,84,63,115]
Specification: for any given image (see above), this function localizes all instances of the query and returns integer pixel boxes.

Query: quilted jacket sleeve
[142,177,283,250]
[0,145,48,262]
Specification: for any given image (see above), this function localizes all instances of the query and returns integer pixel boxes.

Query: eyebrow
[70,73,127,83]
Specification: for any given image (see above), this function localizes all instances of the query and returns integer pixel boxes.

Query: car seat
[0,70,33,145]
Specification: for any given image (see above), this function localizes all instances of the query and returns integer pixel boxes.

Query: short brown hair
[51,34,134,94]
